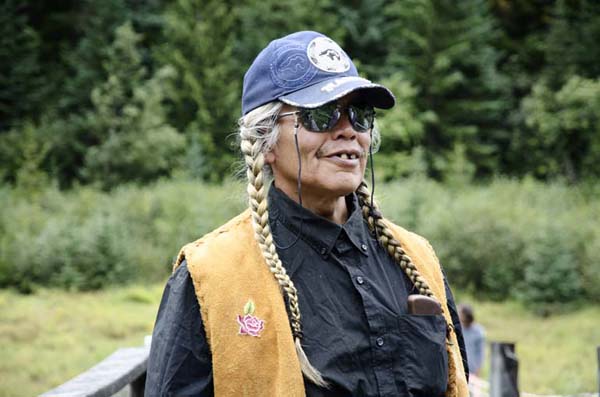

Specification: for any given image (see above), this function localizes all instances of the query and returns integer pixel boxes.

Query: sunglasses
[278,102,376,133]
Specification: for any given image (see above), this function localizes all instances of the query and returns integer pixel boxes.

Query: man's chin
[321,180,363,198]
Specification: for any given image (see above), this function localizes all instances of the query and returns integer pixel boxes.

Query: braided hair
[239,102,458,396]
[239,101,327,386]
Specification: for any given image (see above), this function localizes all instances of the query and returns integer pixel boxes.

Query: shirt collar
[267,184,370,258]
[342,198,371,256]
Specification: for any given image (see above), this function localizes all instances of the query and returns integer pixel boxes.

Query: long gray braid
[239,102,327,387]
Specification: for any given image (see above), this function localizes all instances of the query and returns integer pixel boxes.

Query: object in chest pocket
[407,295,443,315]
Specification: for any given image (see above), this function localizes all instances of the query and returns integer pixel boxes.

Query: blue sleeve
[145,261,214,397]
[472,325,486,373]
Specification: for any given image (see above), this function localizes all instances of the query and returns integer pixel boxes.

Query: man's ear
[264,150,275,165]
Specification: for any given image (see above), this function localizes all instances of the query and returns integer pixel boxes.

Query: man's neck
[302,194,348,225]
[277,184,349,224]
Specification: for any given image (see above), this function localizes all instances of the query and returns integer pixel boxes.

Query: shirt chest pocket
[397,314,448,397]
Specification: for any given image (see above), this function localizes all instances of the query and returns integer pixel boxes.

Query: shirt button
[320,247,327,255]
[356,276,364,285]
[376,337,384,347]
[361,243,368,252]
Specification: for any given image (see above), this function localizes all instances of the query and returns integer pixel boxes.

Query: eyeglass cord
[369,134,379,240]
[273,117,304,250]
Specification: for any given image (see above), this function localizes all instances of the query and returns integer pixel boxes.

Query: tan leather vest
[175,209,468,397]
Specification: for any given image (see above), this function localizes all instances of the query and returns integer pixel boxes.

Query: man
[145,31,469,397]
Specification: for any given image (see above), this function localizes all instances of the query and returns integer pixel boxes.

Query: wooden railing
[38,342,149,397]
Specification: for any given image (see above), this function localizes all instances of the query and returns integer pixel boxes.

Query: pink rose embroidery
[237,314,265,337]
[237,299,265,337]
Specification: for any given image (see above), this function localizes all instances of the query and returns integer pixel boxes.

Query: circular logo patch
[306,37,350,73]
[270,45,317,89]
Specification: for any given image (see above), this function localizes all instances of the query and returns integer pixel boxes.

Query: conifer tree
[235,0,346,70]
[509,0,600,180]
[543,0,600,89]
[337,0,395,79]
[521,76,600,181]
[0,0,167,187]
[383,0,509,178]
[157,0,240,181]
[82,22,184,189]
[0,0,44,131]
[158,0,347,181]
[58,0,164,113]
[375,72,432,180]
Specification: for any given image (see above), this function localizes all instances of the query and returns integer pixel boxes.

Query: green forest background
[1,0,600,308]
[3,0,600,186]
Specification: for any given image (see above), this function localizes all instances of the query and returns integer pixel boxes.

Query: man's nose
[330,113,357,140]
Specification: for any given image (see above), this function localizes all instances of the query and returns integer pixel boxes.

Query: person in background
[458,303,486,378]
[145,30,469,396]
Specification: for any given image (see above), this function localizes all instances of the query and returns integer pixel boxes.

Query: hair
[458,303,475,327]
[239,101,458,396]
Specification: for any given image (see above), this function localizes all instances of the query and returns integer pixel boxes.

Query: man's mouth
[321,149,363,160]
[334,152,360,160]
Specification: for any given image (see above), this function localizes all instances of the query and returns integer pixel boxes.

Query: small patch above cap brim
[279,76,396,109]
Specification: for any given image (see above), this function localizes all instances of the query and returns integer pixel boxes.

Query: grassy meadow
[1,285,599,396]
[0,285,162,397]
[457,293,600,394]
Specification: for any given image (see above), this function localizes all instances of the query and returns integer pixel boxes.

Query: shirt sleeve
[444,277,470,382]
[145,260,214,397]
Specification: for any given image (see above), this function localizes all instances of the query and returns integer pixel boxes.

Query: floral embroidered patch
[237,299,265,337]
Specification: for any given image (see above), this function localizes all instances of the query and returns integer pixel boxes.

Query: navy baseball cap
[242,31,396,115]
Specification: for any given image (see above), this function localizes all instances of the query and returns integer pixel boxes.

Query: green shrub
[379,177,600,305]
[1,177,598,307]
[0,179,246,291]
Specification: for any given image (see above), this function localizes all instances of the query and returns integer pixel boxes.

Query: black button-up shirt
[146,186,468,396]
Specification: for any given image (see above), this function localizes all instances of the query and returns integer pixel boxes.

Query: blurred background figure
[459,303,486,383]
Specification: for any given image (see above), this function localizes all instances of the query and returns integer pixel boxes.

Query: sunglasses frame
[278,102,376,133]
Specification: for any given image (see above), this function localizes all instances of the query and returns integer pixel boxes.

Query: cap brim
[279,76,395,109]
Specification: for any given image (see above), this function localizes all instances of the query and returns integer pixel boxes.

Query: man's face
[265,94,372,201]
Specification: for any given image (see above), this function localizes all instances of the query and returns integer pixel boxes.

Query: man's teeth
[338,153,358,159]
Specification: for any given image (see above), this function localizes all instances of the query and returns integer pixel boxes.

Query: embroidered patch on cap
[270,45,318,89]
[237,299,265,337]
[307,37,350,73]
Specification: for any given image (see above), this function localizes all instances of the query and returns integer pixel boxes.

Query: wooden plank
[490,341,519,397]
[39,347,149,397]
[130,372,146,397]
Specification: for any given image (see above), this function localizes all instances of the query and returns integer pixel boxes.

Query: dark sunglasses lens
[348,105,375,132]
[300,104,341,132]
